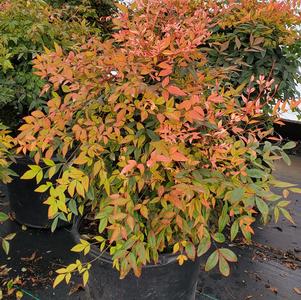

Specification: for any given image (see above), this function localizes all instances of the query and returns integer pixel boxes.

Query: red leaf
[167,85,187,97]
[121,160,137,174]
[162,77,170,88]
[159,69,172,77]
[208,93,223,103]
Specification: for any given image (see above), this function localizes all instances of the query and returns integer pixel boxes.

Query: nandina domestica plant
[204,0,301,117]
[16,0,301,287]
[0,124,16,255]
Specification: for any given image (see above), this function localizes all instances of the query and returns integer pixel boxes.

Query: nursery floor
[0,155,300,300]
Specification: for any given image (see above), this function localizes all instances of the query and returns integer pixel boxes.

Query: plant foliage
[204,0,301,117]
[15,0,301,286]
[0,124,16,256]
[0,0,96,129]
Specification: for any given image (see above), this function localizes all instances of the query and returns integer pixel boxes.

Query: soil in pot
[7,156,70,229]
[73,218,202,300]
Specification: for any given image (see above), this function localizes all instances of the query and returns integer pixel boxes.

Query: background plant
[0,0,97,130]
[15,0,301,287]
[203,0,301,117]
[47,0,119,35]
[0,124,16,256]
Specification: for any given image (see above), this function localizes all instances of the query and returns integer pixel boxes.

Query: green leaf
[279,208,294,224]
[281,151,291,166]
[205,250,219,272]
[220,248,237,262]
[218,255,230,276]
[255,197,269,223]
[246,169,264,178]
[271,180,296,188]
[229,188,244,203]
[0,212,9,222]
[289,187,301,194]
[218,202,229,232]
[230,221,239,241]
[2,239,9,255]
[4,233,16,241]
[277,200,290,207]
[98,218,108,234]
[146,129,159,141]
[197,237,211,257]
[51,217,59,233]
[282,141,296,150]
[68,199,78,215]
[213,232,225,243]
[185,242,196,260]
[274,207,280,222]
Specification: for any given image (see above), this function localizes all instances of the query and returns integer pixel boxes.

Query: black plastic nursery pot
[7,156,68,229]
[72,227,201,300]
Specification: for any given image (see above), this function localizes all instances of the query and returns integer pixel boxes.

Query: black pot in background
[7,156,68,229]
[72,225,201,300]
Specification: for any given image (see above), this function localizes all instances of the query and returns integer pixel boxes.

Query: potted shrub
[16,0,301,299]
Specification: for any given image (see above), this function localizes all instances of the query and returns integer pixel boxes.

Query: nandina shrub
[0,0,97,130]
[16,0,301,286]
[0,124,15,184]
[48,0,119,34]
[204,0,301,117]
[0,124,16,255]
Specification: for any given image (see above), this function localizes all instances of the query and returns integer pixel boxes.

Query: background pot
[7,156,69,229]
[72,225,201,300]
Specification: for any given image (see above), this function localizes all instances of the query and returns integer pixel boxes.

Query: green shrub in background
[0,0,97,130]
[204,0,301,118]
[48,0,119,34]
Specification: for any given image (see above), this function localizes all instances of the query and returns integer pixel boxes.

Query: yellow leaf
[73,153,88,165]
[35,184,49,193]
[177,254,187,266]
[82,176,89,192]
[53,274,65,288]
[140,205,148,219]
[65,273,71,284]
[76,182,85,197]
[115,2,128,14]
[71,243,86,252]
[48,166,57,179]
[56,268,66,274]
[57,201,68,214]
[83,271,89,286]
[43,158,55,167]
[16,291,23,299]
[48,204,58,219]
[68,180,76,197]
[173,243,180,254]
[20,170,37,180]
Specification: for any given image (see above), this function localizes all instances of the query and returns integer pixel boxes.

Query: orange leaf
[167,85,187,97]
[170,151,188,162]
